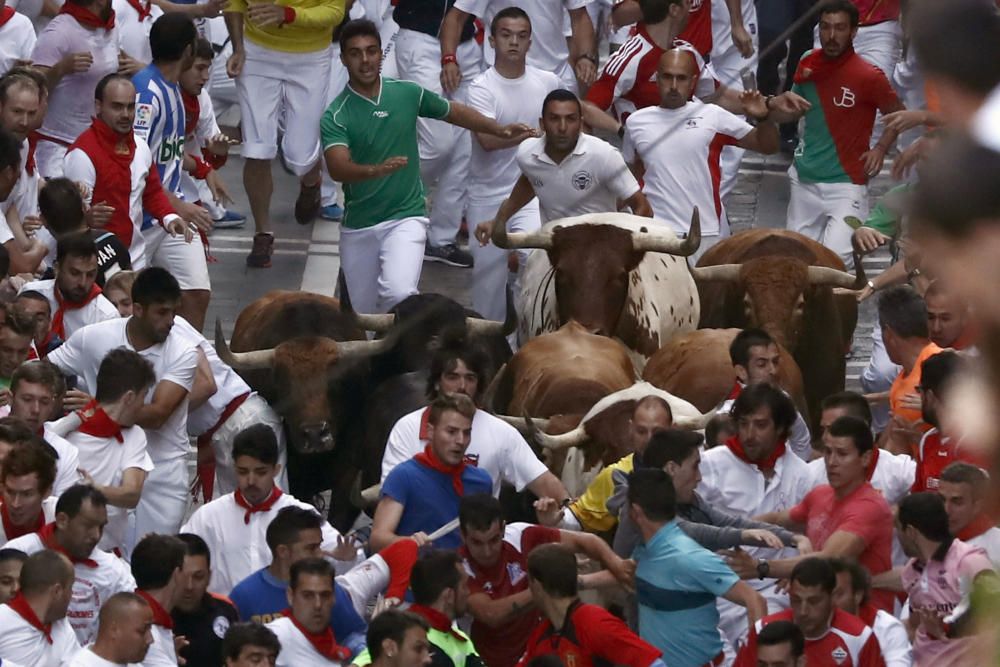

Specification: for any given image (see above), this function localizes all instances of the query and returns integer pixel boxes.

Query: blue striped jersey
[132,64,186,229]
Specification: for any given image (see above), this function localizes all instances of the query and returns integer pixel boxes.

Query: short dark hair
[912,0,1000,97]
[20,550,74,595]
[638,0,681,24]
[820,0,859,27]
[1,441,56,494]
[0,548,27,566]
[11,360,63,397]
[920,351,964,398]
[790,558,836,594]
[55,484,107,519]
[730,328,774,368]
[266,507,323,554]
[339,19,381,50]
[192,37,214,61]
[38,178,86,235]
[730,383,797,437]
[232,424,279,465]
[132,267,181,307]
[459,493,503,534]
[94,73,133,102]
[757,620,805,658]
[878,286,928,340]
[289,556,335,590]
[829,558,870,604]
[643,428,703,469]
[898,492,952,543]
[820,391,872,426]
[95,348,156,404]
[366,610,429,661]
[627,468,676,521]
[55,231,98,265]
[826,415,874,455]
[527,544,578,598]
[0,127,22,173]
[490,6,531,35]
[131,534,185,590]
[704,413,735,448]
[410,550,461,606]
[177,533,211,567]
[939,462,990,496]
[3,303,37,339]
[150,13,197,62]
[222,623,281,661]
[0,419,43,449]
[427,341,486,401]
[17,291,51,315]
[427,393,476,426]
[541,89,581,117]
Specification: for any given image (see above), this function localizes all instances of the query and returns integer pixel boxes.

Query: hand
[853,226,890,254]
[76,468,95,486]
[892,138,926,180]
[857,284,875,303]
[899,391,922,412]
[474,221,494,247]
[860,146,886,178]
[371,594,401,619]
[64,389,95,412]
[723,547,759,579]
[198,0,228,18]
[440,61,461,94]
[774,578,791,595]
[205,133,240,156]
[533,497,564,527]
[117,50,143,76]
[166,217,195,243]
[793,535,813,554]
[205,170,235,207]
[173,635,190,665]
[496,123,539,141]
[326,534,359,561]
[21,215,42,237]
[59,51,93,75]
[574,57,597,86]
[607,556,636,589]
[738,90,769,120]
[883,109,928,134]
[374,156,408,177]
[226,50,245,78]
[85,201,115,229]
[409,532,430,547]
[741,528,784,549]
[770,91,811,116]
[247,2,286,27]
[175,201,214,233]
[915,608,949,640]
[732,24,754,58]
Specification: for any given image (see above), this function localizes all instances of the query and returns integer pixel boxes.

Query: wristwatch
[866,279,876,291]
[756,559,770,580]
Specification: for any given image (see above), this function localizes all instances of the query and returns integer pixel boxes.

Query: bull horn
[689,263,742,282]
[360,483,382,504]
[335,336,393,361]
[465,317,505,337]
[674,411,716,431]
[806,265,864,289]
[491,217,554,251]
[352,313,396,333]
[493,414,546,436]
[632,208,702,256]
[531,420,588,451]
[215,319,276,370]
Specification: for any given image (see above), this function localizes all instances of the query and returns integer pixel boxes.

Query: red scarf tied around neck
[725,436,787,472]
[0,7,16,29]
[285,611,351,661]
[957,513,997,542]
[414,445,467,495]
[1,501,45,540]
[58,1,115,30]
[68,117,138,246]
[8,592,53,643]
[408,604,466,640]
[794,45,856,84]
[51,283,103,341]
[136,590,173,629]
[125,0,152,21]
[39,522,98,568]
[76,399,124,443]
[233,486,283,524]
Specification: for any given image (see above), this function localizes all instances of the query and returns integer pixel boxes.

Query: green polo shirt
[321,77,451,230]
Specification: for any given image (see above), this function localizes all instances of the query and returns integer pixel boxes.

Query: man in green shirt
[323,19,537,315]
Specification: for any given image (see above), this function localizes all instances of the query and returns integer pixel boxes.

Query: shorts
[142,223,212,291]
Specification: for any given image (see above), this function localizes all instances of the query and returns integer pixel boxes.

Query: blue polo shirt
[633,520,739,667]
[381,459,493,549]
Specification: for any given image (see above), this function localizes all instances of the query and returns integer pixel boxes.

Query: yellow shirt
[229,0,346,54]
[570,454,635,533]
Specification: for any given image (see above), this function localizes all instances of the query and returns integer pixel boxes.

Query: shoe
[246,233,274,268]
[212,209,246,229]
[424,242,473,268]
[319,203,344,221]
[294,181,322,224]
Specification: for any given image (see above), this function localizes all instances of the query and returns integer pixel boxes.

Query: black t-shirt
[171,594,240,667]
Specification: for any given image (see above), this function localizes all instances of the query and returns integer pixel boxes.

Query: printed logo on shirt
[830,647,848,664]
[507,561,527,586]
[373,110,389,118]
[832,87,856,108]
[135,103,154,129]
[685,117,703,129]
[532,178,544,188]
[213,615,230,639]
[159,137,186,163]
[571,171,593,191]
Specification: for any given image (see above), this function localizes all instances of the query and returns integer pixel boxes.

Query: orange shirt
[890,342,943,426]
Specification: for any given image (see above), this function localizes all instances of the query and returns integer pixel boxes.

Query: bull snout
[300,422,334,453]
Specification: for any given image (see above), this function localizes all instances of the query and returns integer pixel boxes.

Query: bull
[491,211,702,370]
[690,229,864,429]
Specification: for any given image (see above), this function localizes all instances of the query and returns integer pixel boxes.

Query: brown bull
[691,230,863,429]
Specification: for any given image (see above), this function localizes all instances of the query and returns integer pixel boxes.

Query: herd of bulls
[214,210,865,531]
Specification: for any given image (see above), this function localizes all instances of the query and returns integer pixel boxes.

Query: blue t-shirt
[633,520,739,667]
[381,459,493,549]
[131,64,185,229]
[229,567,367,650]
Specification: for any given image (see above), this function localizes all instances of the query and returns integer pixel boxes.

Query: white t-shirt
[10,138,40,220]
[3,532,136,645]
[68,647,127,667]
[112,0,163,64]
[382,407,548,496]
[516,133,640,222]
[805,450,916,506]
[128,623,175,667]
[0,604,80,667]
[66,424,153,553]
[19,279,119,341]
[0,11,36,76]
[872,608,913,667]
[622,100,752,236]
[266,617,346,667]
[43,424,82,497]
[31,15,121,143]
[967,527,1000,568]
[0,496,57,543]
[466,66,560,204]
[47,317,199,463]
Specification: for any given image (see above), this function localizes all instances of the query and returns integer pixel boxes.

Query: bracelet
[441,53,457,66]
[867,279,876,291]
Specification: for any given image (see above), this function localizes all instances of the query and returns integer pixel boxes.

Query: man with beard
[171,534,240,666]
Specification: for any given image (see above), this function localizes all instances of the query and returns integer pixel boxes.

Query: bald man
[623,49,782,263]
[69,592,154,667]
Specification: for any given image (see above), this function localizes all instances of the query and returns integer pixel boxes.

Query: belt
[702,651,724,667]
[196,392,251,447]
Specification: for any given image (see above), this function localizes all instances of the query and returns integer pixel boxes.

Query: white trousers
[786,167,868,269]
[209,393,288,498]
[142,224,212,290]
[340,216,427,313]
[394,29,482,247]
[467,199,541,321]
[132,457,189,547]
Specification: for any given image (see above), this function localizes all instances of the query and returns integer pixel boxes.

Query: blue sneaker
[213,209,246,229]
[320,203,344,221]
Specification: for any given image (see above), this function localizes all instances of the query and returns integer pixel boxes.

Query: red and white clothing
[0,596,81,667]
[266,616,351,667]
[0,7,35,76]
[958,517,1000,568]
[0,496,57,543]
[736,608,885,667]
[43,424,82,497]
[857,604,912,667]
[134,590,178,667]
[180,488,359,596]
[5,525,136,645]
[9,137,40,224]
[719,384,813,460]
[902,539,994,667]
[912,429,988,494]
[64,118,182,269]
[459,522,561,667]
[806,447,916,506]
[112,0,162,64]
[676,0,712,56]
[19,280,118,341]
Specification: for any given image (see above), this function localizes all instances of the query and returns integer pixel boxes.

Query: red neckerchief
[284,610,351,661]
[726,381,743,401]
[418,407,431,440]
[0,6,16,27]
[50,282,102,341]
[951,325,978,351]
[957,513,996,542]
[136,590,173,629]
[125,0,151,21]
[0,502,44,540]
[58,1,115,30]
[233,486,283,524]
[408,604,465,640]
[858,603,878,628]
[76,399,124,443]
[39,522,98,568]
[67,117,137,246]
[414,445,467,495]
[7,592,53,643]
[182,90,200,138]
[25,131,38,176]
[794,45,856,84]
[724,436,787,472]
[865,446,880,481]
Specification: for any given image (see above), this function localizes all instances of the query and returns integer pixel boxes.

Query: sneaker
[246,232,274,268]
[424,242,473,268]
[212,209,246,229]
[294,181,322,224]
[319,203,344,221]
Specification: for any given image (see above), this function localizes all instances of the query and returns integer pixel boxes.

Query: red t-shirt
[852,0,899,25]
[676,0,712,56]
[912,429,989,493]
[736,608,885,667]
[459,524,561,667]
[789,483,894,613]
[517,602,662,667]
